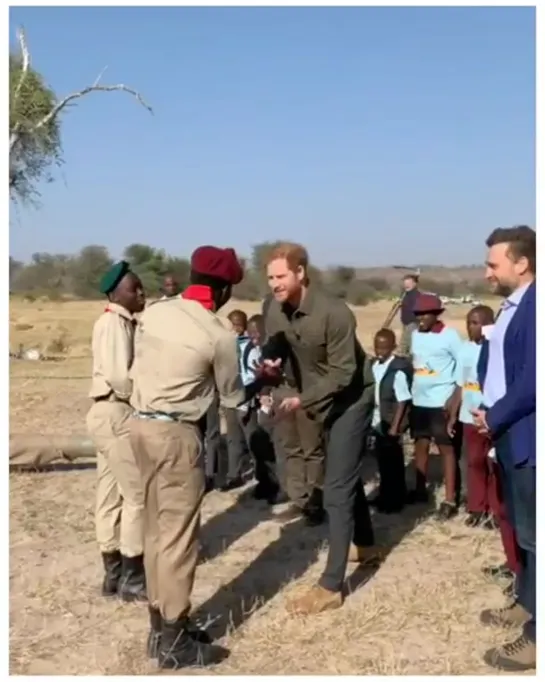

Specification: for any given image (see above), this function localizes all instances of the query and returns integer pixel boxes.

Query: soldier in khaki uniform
[87,260,147,602]
[130,246,274,670]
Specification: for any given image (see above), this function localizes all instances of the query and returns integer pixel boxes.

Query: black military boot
[158,615,229,669]
[147,606,213,659]
[118,554,147,602]
[147,606,163,659]
[101,551,122,597]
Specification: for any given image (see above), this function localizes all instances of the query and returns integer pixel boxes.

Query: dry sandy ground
[10,298,525,675]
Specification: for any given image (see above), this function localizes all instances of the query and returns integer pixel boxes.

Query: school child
[448,306,521,581]
[221,310,251,491]
[370,329,413,513]
[448,306,497,526]
[225,314,281,501]
[408,293,463,520]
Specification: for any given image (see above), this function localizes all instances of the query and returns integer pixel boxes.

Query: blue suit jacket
[477,281,536,467]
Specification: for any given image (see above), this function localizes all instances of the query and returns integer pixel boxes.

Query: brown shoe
[286,585,343,615]
[347,543,386,565]
[480,601,530,628]
[483,633,536,672]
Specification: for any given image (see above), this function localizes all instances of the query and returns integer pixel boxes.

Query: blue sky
[9,6,535,267]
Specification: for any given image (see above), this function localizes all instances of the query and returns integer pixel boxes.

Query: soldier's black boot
[118,554,147,602]
[147,607,213,659]
[101,551,122,597]
[158,615,229,669]
[147,606,162,659]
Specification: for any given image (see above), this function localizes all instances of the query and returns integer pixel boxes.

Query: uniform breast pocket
[297,331,328,364]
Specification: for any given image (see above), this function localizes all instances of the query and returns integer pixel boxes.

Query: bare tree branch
[10,27,153,155]
[12,26,30,106]
[92,66,108,87]
[10,26,31,151]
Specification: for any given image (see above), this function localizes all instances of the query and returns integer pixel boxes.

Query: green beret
[99,260,130,295]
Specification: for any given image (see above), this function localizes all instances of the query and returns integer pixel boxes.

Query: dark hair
[374,328,396,344]
[485,225,536,274]
[468,305,495,324]
[248,314,264,324]
[403,274,419,284]
[228,309,248,324]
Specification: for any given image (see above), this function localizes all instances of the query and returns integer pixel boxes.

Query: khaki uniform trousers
[129,417,205,622]
[272,385,325,508]
[86,400,144,557]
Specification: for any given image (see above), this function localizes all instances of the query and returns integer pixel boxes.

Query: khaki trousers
[86,400,144,557]
[273,386,325,508]
[129,418,205,621]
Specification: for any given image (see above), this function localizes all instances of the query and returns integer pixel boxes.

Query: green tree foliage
[9,55,62,205]
[9,240,486,304]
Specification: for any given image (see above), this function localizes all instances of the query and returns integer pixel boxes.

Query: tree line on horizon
[9,241,492,305]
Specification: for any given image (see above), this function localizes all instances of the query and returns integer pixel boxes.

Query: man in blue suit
[472,225,536,672]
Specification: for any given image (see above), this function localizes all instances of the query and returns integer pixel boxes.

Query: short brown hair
[485,225,536,274]
[267,242,309,272]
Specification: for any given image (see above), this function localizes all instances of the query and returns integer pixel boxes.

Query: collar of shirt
[282,285,317,318]
[104,302,134,322]
[502,281,532,310]
[374,354,395,368]
[181,284,215,310]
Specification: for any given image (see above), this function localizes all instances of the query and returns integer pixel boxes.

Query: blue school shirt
[371,356,412,433]
[411,327,462,408]
[455,340,484,424]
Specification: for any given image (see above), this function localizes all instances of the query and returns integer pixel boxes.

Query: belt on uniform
[133,410,185,423]
[93,394,130,405]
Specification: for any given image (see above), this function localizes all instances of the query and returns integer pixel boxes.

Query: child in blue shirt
[370,329,413,514]
[447,305,497,528]
[225,313,281,502]
[408,293,463,520]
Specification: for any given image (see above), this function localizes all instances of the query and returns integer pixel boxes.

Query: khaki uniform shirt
[89,302,135,401]
[262,286,368,420]
[130,297,245,422]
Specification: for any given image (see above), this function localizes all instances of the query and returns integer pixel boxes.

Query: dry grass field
[9,297,525,676]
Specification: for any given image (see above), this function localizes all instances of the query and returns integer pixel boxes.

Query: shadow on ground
[193,448,444,641]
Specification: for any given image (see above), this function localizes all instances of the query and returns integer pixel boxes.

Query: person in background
[221,309,251,491]
[229,314,282,501]
[370,329,413,514]
[87,261,147,602]
[408,293,463,520]
[262,242,381,616]
[447,306,497,528]
[398,274,420,356]
[472,226,536,672]
[161,274,180,299]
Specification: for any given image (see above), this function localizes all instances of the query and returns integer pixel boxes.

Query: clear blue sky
[9,5,535,267]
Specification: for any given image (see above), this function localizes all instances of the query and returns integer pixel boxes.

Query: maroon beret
[413,292,444,314]
[190,245,244,285]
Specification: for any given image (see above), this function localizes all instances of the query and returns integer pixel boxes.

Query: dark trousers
[273,396,325,509]
[318,397,375,593]
[225,406,279,492]
[496,435,536,642]
[204,397,222,479]
[224,407,250,481]
[374,430,406,506]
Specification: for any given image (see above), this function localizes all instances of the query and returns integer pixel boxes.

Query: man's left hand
[278,396,302,413]
[471,408,489,434]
